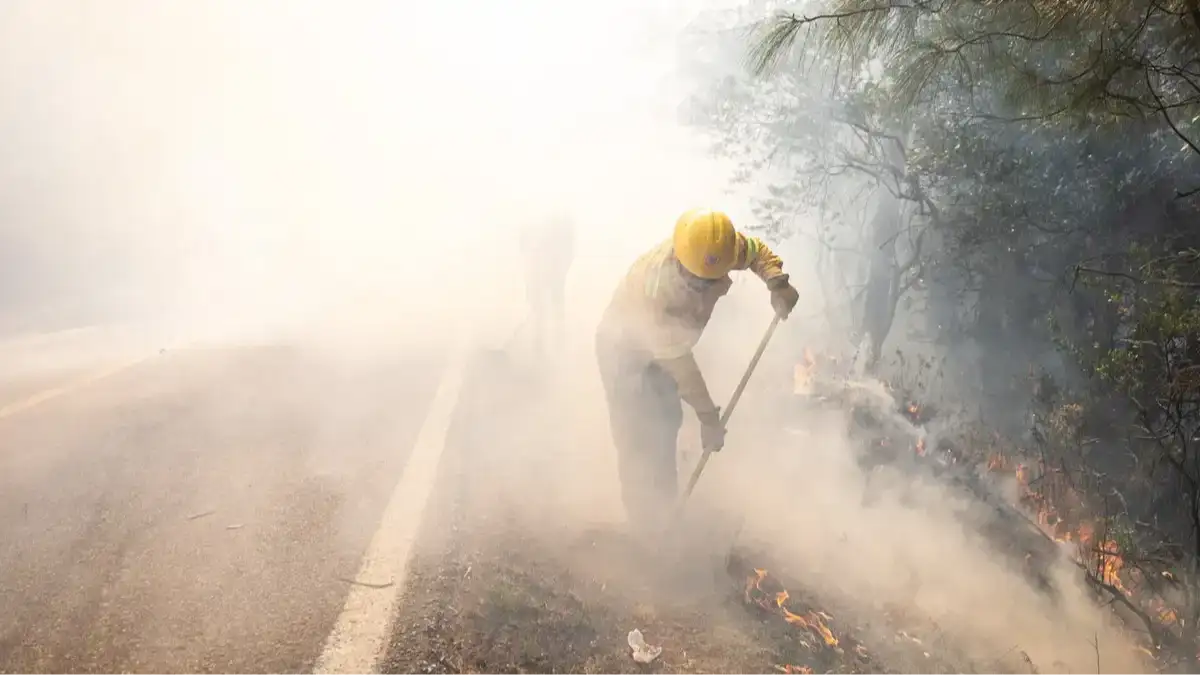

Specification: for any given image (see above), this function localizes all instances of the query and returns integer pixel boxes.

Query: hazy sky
[0,0,754,332]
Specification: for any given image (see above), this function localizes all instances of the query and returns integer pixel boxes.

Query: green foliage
[753,1,1200,159]
[1096,281,1200,394]
[683,0,1200,658]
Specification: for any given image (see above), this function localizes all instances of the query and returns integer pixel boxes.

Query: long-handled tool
[672,314,782,521]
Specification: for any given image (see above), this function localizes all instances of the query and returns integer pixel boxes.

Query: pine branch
[748,1,924,76]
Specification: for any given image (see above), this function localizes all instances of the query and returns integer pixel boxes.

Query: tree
[680,0,1200,664]
[683,7,934,372]
[753,0,1200,194]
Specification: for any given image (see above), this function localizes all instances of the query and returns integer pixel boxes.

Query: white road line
[314,343,469,675]
[0,356,154,422]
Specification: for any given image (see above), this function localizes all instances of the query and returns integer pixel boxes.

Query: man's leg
[547,273,567,355]
[642,361,684,511]
[597,336,655,528]
[525,271,545,358]
[596,336,683,532]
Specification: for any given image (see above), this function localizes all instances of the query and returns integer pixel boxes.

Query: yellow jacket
[598,233,785,361]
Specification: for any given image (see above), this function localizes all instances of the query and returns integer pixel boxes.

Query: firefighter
[519,214,575,358]
[595,208,800,531]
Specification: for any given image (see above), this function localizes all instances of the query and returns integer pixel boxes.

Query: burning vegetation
[985,451,1185,657]
[793,349,937,465]
[790,347,1182,669]
[393,340,1173,674]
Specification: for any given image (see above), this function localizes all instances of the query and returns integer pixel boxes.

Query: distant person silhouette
[519,215,575,358]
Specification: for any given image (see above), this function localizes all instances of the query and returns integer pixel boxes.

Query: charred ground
[375,348,1138,674]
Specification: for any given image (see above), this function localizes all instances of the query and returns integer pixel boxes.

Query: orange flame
[1004,452,1184,632]
[915,437,927,456]
[782,607,809,626]
[794,352,815,393]
[747,569,839,648]
[745,568,769,603]
[775,666,813,674]
[1097,539,1128,594]
[782,607,839,646]
[1015,470,1130,594]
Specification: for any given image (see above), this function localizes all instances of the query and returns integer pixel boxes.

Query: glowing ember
[793,365,810,393]
[746,569,840,648]
[782,607,840,648]
[794,348,819,394]
[1150,599,1178,626]
[775,590,789,608]
[915,437,926,456]
[1015,463,1030,487]
[1077,522,1095,545]
[775,666,813,674]
[1097,539,1128,594]
[782,607,809,626]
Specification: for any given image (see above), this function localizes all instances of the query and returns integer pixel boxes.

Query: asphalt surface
[0,338,447,673]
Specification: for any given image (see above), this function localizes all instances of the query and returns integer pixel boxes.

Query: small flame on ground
[747,568,840,648]
[794,367,812,395]
[775,665,813,674]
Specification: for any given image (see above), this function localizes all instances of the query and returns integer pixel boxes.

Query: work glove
[698,408,726,453]
[768,274,800,319]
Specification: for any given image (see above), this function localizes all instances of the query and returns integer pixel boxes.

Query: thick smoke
[0,2,1147,672]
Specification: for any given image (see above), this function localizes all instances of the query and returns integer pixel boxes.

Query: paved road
[0,338,447,673]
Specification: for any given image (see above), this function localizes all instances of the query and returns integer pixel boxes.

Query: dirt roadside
[377,350,1012,674]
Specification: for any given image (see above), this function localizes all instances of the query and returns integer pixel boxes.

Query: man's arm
[733,232,800,318]
[731,232,788,287]
[640,313,719,422]
[657,350,726,452]
[657,351,720,424]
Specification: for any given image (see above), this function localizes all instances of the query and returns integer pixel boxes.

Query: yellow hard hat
[673,208,737,279]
